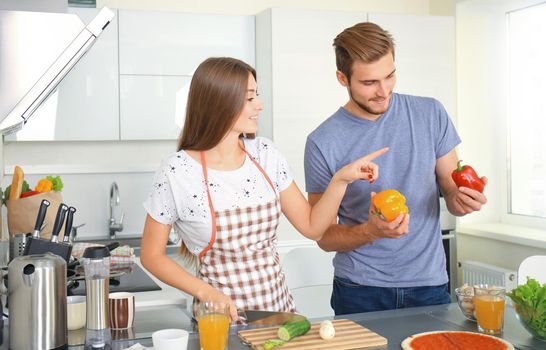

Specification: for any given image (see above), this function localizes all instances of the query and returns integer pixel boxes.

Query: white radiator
[460,261,517,291]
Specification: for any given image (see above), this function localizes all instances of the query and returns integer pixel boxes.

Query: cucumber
[263,339,285,349]
[277,320,311,341]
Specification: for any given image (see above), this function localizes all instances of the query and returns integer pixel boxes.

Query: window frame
[501,0,546,228]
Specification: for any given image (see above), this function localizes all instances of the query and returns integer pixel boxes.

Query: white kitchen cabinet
[120,75,190,140]
[118,9,255,140]
[8,9,254,142]
[7,8,120,141]
[256,9,455,241]
[118,9,255,76]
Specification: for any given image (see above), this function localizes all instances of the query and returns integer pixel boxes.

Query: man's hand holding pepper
[314,191,410,252]
[365,191,410,240]
[445,177,488,216]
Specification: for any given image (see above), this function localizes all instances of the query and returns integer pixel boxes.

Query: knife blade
[32,199,50,238]
[238,310,306,326]
[63,206,76,243]
[50,203,69,243]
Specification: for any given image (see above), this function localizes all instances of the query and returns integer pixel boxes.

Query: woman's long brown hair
[177,57,256,152]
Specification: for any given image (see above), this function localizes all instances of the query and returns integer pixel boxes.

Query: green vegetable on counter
[507,277,546,339]
[277,319,311,342]
[263,339,285,349]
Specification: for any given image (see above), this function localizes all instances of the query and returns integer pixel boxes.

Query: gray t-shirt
[304,93,461,288]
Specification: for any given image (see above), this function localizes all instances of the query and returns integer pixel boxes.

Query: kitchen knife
[63,206,77,243]
[238,310,306,326]
[50,203,69,243]
[32,199,50,238]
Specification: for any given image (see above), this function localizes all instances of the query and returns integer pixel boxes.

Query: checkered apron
[196,148,296,312]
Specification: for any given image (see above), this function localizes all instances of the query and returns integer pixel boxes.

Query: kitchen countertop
[112,257,189,308]
[0,254,190,349]
[1,302,543,349]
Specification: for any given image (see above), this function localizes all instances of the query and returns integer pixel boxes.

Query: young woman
[141,57,388,320]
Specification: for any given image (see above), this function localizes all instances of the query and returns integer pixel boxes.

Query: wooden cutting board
[238,319,388,350]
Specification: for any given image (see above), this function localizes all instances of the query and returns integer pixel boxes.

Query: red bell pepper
[20,190,40,198]
[451,161,485,193]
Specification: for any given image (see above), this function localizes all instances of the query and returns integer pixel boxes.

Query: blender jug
[81,246,111,349]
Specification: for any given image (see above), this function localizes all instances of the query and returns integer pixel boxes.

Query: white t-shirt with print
[143,137,294,256]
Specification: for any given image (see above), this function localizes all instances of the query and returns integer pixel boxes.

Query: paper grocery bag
[7,191,65,241]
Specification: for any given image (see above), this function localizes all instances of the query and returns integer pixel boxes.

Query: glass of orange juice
[195,301,230,350]
[473,284,506,335]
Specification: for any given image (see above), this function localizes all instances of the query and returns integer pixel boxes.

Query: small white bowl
[152,329,189,350]
[67,295,86,330]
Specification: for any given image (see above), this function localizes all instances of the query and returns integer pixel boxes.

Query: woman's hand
[334,147,389,184]
[198,287,239,321]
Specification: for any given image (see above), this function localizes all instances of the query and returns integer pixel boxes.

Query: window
[507,3,546,219]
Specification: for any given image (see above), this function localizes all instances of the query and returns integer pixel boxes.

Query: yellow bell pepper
[372,189,409,222]
[35,178,54,192]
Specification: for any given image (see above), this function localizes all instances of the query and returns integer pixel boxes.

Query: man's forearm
[317,222,377,252]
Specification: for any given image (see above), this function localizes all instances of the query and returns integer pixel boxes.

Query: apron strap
[198,150,217,262]
[198,140,278,261]
[240,143,277,194]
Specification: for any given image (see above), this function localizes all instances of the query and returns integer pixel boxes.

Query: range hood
[0,7,115,135]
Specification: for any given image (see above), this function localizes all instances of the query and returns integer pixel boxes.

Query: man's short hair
[333,22,395,82]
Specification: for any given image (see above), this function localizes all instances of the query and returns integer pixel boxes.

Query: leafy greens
[507,277,546,339]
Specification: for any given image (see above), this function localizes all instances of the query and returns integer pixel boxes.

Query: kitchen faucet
[109,182,124,238]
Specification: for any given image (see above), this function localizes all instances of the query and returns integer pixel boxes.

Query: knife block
[23,237,72,262]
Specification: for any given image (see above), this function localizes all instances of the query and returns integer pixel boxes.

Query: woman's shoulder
[155,149,199,174]
[158,150,186,166]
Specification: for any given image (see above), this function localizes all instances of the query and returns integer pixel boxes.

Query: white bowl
[67,295,86,330]
[152,329,189,350]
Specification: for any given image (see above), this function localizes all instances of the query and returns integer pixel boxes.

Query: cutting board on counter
[238,319,388,350]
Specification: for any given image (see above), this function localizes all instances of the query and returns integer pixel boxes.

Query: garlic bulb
[319,320,335,340]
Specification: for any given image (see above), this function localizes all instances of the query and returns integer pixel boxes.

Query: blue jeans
[331,276,451,315]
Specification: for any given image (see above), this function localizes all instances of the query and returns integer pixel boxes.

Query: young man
[304,22,488,315]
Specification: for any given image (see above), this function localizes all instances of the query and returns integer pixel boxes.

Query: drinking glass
[195,301,230,350]
[473,284,506,335]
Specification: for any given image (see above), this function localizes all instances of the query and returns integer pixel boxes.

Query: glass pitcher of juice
[196,301,230,350]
